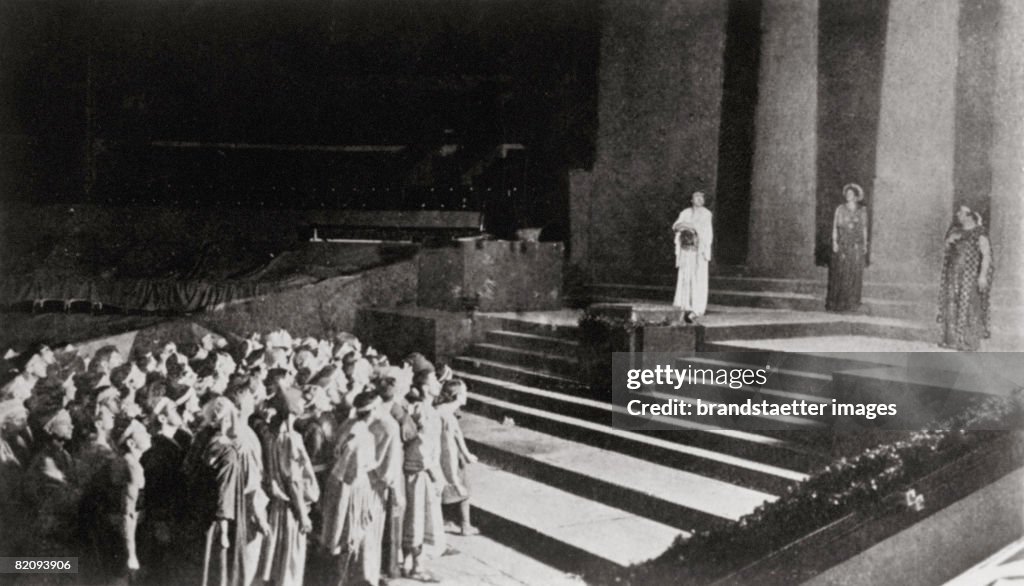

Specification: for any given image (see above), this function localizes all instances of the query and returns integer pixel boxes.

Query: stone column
[569,0,729,283]
[869,0,960,285]
[988,0,1024,348]
[747,0,820,279]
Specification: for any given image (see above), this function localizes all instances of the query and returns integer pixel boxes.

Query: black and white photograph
[1,0,1023,584]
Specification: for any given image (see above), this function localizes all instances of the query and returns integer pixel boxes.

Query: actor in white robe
[672,191,713,316]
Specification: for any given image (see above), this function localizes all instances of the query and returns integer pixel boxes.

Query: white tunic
[672,206,713,315]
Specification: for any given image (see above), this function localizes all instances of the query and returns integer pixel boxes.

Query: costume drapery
[827,204,868,312]
[439,410,469,505]
[190,433,250,586]
[672,206,713,315]
[939,226,993,351]
[373,405,408,578]
[402,401,445,558]
[139,434,187,573]
[260,423,319,586]
[22,442,80,585]
[237,424,268,586]
[0,435,27,555]
[320,419,383,586]
[23,442,80,558]
[78,454,144,584]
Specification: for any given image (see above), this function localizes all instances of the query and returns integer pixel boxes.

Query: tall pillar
[569,0,728,282]
[988,0,1024,348]
[869,0,960,284]
[747,0,820,279]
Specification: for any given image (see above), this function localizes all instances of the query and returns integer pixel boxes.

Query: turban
[353,391,380,414]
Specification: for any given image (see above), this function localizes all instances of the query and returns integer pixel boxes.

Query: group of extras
[0,329,479,585]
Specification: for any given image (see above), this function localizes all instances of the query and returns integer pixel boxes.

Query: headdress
[842,183,865,202]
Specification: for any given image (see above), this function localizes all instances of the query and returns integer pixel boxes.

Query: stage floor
[481,303,928,331]
[714,335,951,354]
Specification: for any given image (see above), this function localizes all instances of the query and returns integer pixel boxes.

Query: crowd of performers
[0,330,480,585]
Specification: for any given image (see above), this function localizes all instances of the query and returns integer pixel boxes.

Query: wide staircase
[446,313,893,578]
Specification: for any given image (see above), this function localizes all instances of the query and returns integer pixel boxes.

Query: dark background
[0,0,600,234]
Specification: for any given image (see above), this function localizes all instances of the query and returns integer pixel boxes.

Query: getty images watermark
[609,351,1024,432]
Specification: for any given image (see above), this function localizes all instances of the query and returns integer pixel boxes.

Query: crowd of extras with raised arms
[0,329,479,585]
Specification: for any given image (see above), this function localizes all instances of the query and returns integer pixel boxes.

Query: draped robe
[672,206,714,315]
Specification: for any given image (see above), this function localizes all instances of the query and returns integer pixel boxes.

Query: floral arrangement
[676,227,698,249]
[598,390,1024,585]
[577,309,675,335]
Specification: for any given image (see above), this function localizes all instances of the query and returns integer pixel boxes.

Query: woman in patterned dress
[826,183,869,312]
[938,204,993,351]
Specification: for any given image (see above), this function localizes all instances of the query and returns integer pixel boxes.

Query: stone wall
[195,258,418,341]
[569,0,728,281]
[807,466,1024,586]
[418,240,563,312]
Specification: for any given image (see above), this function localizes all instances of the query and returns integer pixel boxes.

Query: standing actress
[672,191,713,321]
[938,205,993,351]
[826,183,869,312]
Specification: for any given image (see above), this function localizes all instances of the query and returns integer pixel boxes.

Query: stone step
[710,290,930,321]
[473,314,581,341]
[590,285,935,322]
[702,341,941,370]
[613,275,941,303]
[461,370,829,470]
[463,343,579,379]
[710,276,943,303]
[459,372,810,494]
[485,329,580,356]
[469,462,683,574]
[703,319,850,342]
[598,277,1021,317]
[702,317,935,344]
[460,412,772,533]
[453,356,586,394]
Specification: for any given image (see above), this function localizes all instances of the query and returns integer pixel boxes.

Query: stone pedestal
[354,306,476,367]
[578,302,701,395]
[417,240,563,312]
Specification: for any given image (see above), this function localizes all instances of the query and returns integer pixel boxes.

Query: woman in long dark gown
[938,205,993,351]
[826,183,869,312]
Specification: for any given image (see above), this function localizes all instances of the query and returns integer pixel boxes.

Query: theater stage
[480,303,938,348]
